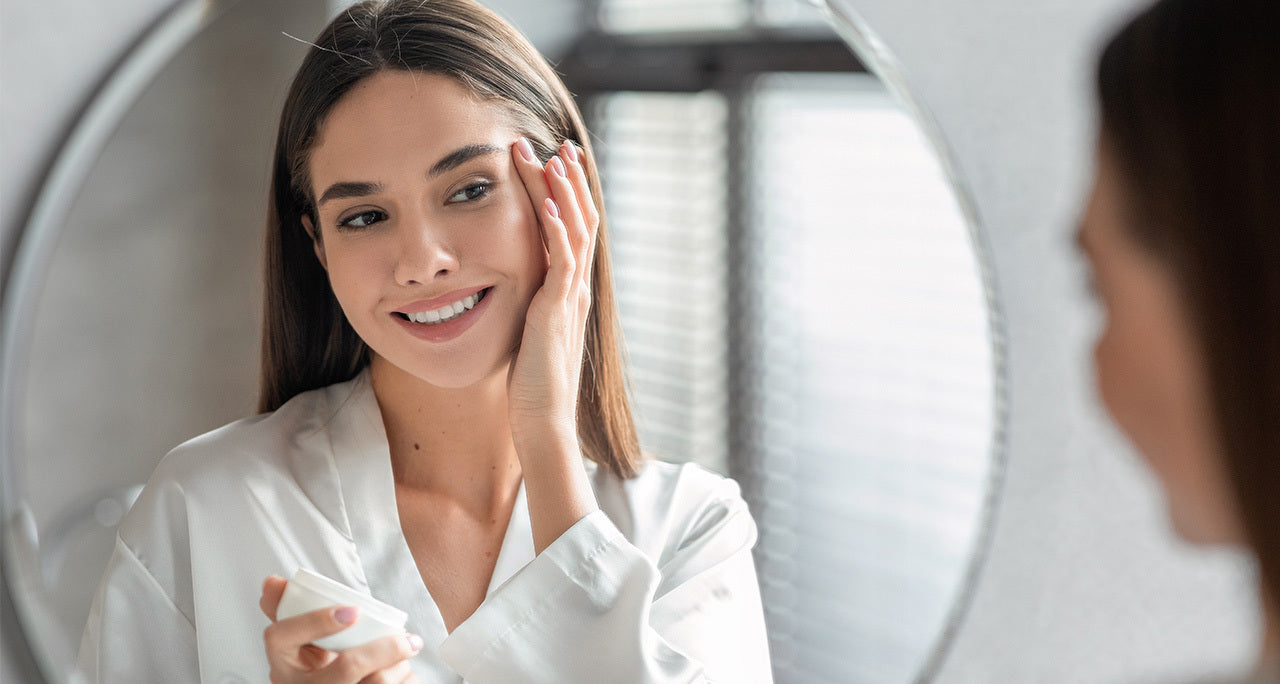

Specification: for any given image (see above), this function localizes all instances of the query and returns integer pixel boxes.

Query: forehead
[309,70,513,187]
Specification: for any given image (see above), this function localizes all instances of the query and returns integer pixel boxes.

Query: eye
[338,209,386,230]
[447,181,492,204]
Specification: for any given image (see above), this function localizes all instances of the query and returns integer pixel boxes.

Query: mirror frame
[1,2,237,680]
[0,0,1009,681]
[816,1,1010,681]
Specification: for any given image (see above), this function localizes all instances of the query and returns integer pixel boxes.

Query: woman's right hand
[260,575,423,684]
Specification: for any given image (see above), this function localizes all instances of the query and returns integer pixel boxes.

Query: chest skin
[395,484,515,633]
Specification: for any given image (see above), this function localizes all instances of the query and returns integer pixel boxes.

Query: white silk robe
[77,370,773,683]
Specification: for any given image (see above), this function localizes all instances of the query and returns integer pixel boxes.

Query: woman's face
[1078,140,1243,545]
[303,70,547,389]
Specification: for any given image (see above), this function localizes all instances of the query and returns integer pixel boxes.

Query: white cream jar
[275,568,410,652]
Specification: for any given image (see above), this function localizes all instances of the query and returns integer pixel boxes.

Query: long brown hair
[1097,0,1280,605]
[258,0,642,478]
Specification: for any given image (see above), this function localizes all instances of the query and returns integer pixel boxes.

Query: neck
[368,355,522,512]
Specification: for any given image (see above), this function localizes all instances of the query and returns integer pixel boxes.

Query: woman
[77,1,772,682]
[1079,0,1280,679]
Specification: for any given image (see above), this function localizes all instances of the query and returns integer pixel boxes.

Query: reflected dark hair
[259,0,642,478]
[1097,0,1280,602]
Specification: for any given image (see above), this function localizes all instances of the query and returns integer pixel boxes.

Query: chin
[391,349,511,390]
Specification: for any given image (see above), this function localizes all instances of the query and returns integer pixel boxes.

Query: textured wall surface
[0,1,1261,683]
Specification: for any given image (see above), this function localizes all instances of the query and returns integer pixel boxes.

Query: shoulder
[145,376,360,490]
[118,374,364,541]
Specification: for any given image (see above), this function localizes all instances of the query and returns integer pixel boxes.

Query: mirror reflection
[7,0,1001,682]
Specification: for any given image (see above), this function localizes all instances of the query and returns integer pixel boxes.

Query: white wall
[0,0,177,240]
[0,1,1259,683]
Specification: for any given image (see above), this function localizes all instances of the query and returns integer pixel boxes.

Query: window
[563,8,993,682]
[593,92,732,473]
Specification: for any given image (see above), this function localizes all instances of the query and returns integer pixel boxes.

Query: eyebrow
[316,181,384,207]
[315,143,505,207]
[428,143,504,178]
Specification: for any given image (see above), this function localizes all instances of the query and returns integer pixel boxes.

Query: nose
[393,213,459,286]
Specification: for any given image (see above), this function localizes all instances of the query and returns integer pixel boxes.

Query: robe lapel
[485,481,534,597]
[326,370,541,682]
[327,372,456,680]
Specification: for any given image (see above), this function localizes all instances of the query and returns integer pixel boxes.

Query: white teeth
[403,288,487,326]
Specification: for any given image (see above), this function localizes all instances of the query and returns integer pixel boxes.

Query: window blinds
[592,92,732,475]
[744,72,994,683]
[591,73,994,683]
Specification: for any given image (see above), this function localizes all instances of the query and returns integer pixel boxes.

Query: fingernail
[406,633,424,652]
[562,141,578,162]
[516,137,535,162]
[545,197,559,218]
[334,606,358,625]
[550,156,566,177]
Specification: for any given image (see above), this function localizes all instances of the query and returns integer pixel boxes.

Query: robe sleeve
[76,536,200,682]
[437,478,773,683]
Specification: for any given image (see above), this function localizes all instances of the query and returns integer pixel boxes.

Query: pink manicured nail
[516,137,535,162]
[334,606,358,625]
[550,156,566,177]
[563,141,578,162]
[545,197,559,218]
[406,634,424,652]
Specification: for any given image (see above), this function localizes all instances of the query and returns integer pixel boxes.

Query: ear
[300,214,328,271]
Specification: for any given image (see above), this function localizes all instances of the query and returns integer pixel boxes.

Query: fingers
[511,137,596,291]
[324,633,423,684]
[263,603,360,662]
[512,137,552,251]
[556,141,600,283]
[545,149,591,289]
[261,575,288,621]
[540,197,576,301]
[355,658,412,684]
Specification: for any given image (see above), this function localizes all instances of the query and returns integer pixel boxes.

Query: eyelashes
[338,209,386,230]
[335,181,495,231]
[447,180,492,204]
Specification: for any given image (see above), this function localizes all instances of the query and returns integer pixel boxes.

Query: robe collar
[326,369,535,655]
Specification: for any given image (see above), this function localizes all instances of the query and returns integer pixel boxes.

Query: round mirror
[1,0,1005,682]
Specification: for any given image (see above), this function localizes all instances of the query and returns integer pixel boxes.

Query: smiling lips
[397,287,490,325]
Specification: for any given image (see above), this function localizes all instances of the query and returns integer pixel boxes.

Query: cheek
[1093,294,1241,542]
[1093,320,1140,437]
[483,191,548,285]
[1092,298,1180,470]
[323,246,385,305]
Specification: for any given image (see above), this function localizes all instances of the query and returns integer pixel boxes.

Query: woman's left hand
[507,137,601,553]
[507,138,597,449]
